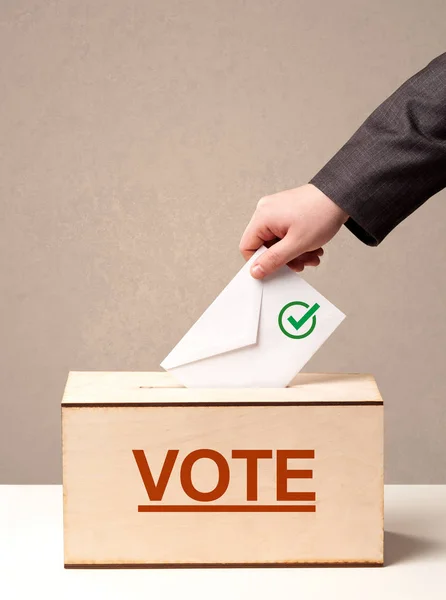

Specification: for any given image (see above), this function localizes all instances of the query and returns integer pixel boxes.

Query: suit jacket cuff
[310,172,385,247]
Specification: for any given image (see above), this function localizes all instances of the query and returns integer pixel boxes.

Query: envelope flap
[161,252,264,370]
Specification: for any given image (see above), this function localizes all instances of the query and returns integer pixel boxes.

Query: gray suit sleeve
[310,53,446,246]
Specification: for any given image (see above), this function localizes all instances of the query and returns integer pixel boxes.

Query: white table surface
[1,485,445,600]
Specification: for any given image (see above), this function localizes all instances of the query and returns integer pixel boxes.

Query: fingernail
[251,264,265,279]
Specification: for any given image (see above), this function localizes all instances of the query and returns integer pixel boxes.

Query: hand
[239,184,349,279]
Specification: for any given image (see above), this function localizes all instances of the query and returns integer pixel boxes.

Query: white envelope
[161,246,345,388]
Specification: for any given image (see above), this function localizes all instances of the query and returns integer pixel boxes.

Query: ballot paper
[161,246,345,388]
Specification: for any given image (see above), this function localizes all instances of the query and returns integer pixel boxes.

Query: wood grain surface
[62,372,383,566]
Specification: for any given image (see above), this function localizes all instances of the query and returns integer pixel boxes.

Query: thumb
[250,237,299,279]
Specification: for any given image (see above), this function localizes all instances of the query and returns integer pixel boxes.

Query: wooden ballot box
[62,372,384,567]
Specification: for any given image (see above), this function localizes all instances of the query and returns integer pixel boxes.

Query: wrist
[307,183,349,224]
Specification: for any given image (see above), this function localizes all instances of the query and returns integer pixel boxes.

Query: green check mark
[278,301,320,339]
[287,302,320,332]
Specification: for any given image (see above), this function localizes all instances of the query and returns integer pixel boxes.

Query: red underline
[138,504,316,513]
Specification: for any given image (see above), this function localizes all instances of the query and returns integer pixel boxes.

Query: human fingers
[250,236,301,279]
[288,250,322,272]
[239,215,276,260]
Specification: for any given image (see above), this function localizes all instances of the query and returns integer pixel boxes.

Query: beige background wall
[1,0,445,483]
